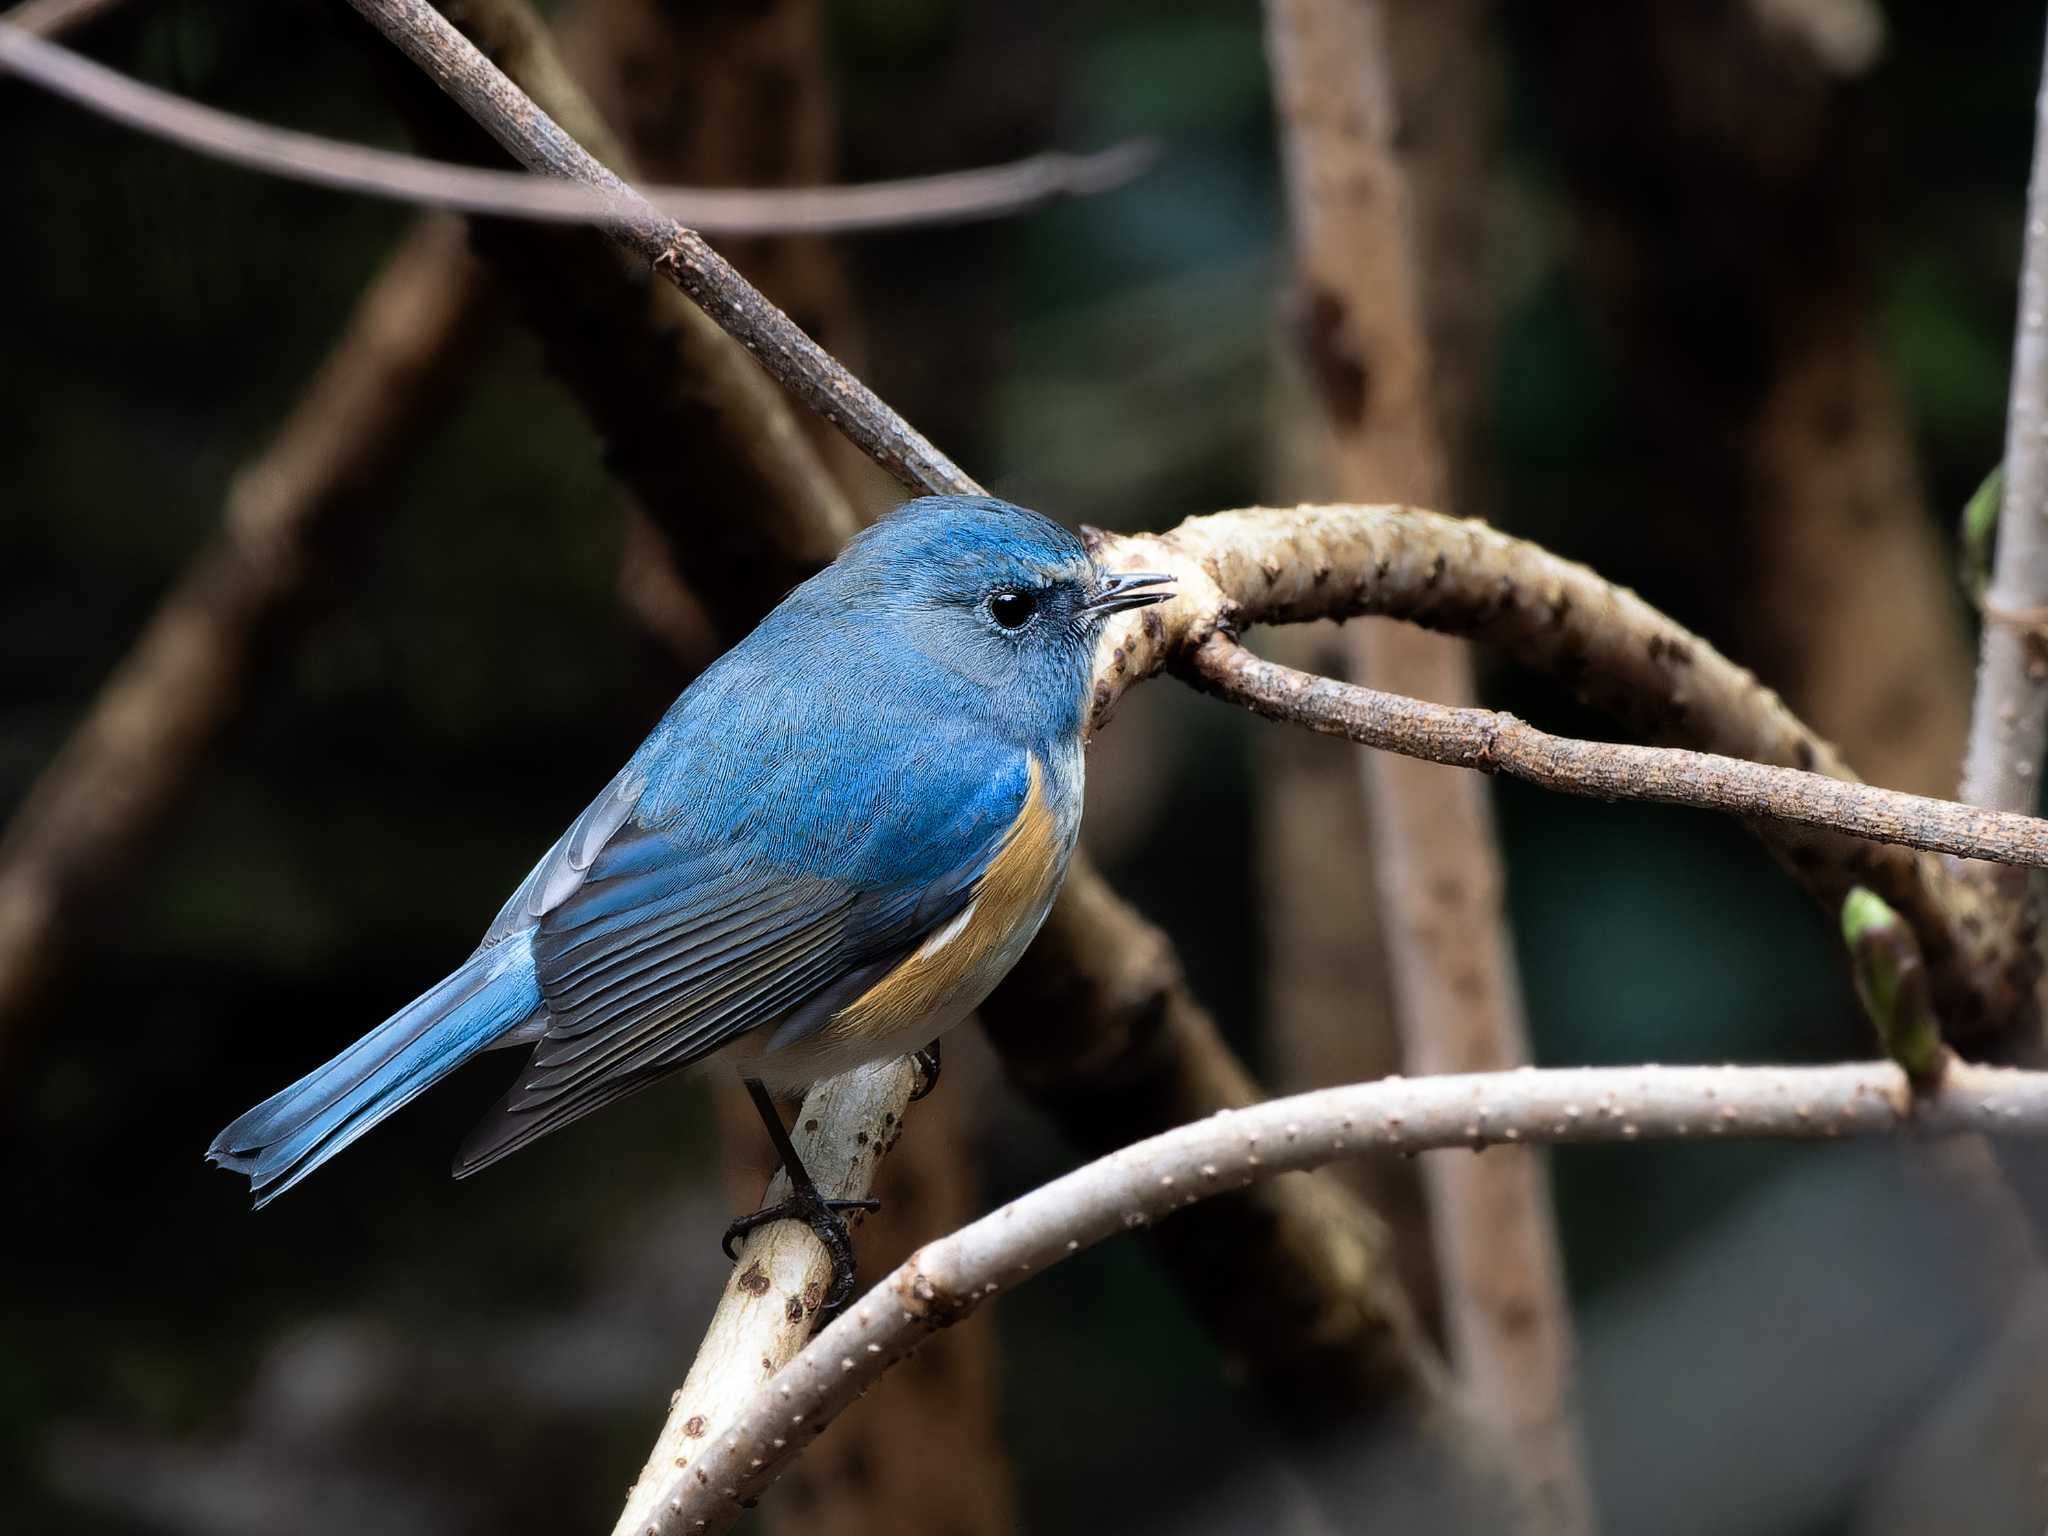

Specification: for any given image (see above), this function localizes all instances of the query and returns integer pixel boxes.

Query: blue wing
[453,739,1030,1175]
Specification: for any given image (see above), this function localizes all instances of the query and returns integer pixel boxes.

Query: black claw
[729,1076,883,1320]
[909,1039,943,1101]
[721,1188,882,1314]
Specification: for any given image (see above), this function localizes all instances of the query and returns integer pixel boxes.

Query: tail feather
[208,939,542,1206]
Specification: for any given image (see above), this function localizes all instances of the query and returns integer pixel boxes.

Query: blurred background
[3,0,2044,1532]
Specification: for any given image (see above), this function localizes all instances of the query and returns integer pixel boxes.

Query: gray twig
[1961,27,2048,817]
[0,27,1153,237]
[1190,633,2048,870]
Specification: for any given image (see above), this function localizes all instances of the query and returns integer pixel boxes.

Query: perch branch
[648,1057,2048,1532]
[0,28,1152,236]
[342,0,974,498]
[614,1061,913,1536]
[1188,635,2048,868]
[1088,504,2034,1043]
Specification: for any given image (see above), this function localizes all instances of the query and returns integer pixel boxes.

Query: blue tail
[207,936,543,1206]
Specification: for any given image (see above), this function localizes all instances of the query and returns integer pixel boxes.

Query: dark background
[3,1,2042,1532]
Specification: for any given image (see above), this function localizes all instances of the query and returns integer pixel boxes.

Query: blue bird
[208,495,1171,1306]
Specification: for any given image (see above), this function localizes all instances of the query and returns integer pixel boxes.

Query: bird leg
[722,1076,880,1317]
[909,1038,942,1101]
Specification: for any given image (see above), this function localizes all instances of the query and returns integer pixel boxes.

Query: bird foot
[909,1039,942,1101]
[722,1187,882,1316]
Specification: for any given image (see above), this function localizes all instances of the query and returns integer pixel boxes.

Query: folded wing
[454,754,1031,1175]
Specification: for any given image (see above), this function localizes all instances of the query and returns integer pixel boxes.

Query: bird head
[814,495,1172,735]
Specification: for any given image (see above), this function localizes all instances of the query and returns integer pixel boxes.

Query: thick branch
[343,0,974,499]
[613,1061,912,1536]
[1090,503,2035,1043]
[1190,635,2048,869]
[650,1057,2048,1532]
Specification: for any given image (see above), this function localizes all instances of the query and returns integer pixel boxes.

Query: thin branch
[1963,23,2048,817]
[648,1056,2048,1532]
[1189,634,2048,869]
[342,0,974,498]
[0,27,1153,236]
[1090,503,2035,1044]
[1952,22,2048,1070]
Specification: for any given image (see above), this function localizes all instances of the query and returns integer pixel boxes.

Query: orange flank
[826,755,1063,1045]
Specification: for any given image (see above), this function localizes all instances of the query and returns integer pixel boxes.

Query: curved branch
[0,28,1153,237]
[1089,504,2035,1043]
[649,1056,2048,1531]
[1190,634,2048,867]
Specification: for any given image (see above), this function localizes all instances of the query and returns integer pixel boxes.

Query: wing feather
[454,746,1036,1177]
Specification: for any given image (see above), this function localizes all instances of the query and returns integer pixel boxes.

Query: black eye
[987,589,1038,630]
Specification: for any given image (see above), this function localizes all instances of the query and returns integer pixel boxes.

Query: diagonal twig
[1189,634,2048,869]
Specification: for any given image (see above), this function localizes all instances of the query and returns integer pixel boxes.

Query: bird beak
[1084,569,1175,616]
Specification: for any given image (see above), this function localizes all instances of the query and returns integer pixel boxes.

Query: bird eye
[986,589,1038,630]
